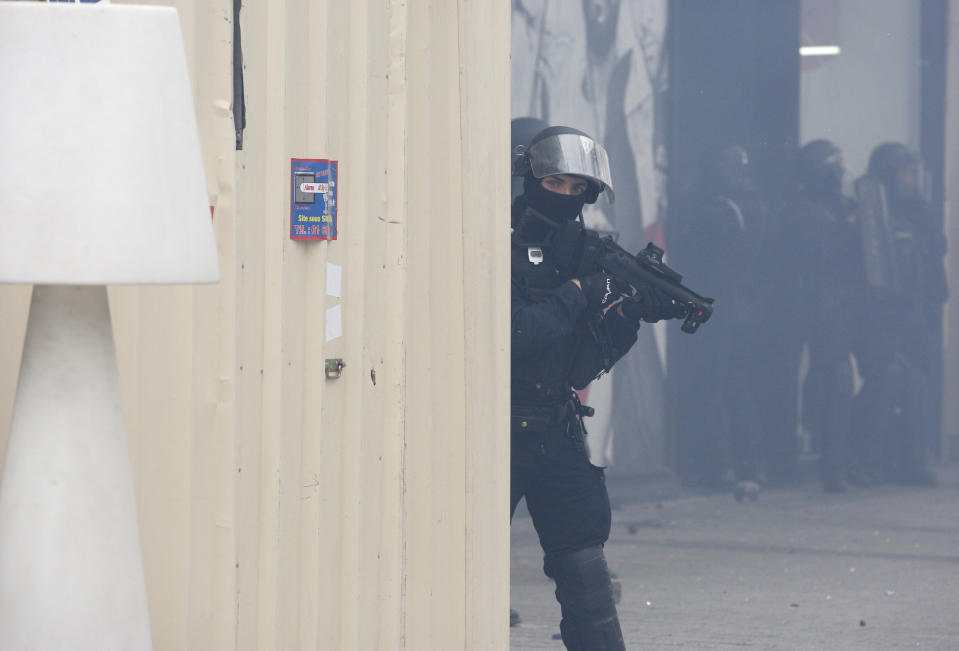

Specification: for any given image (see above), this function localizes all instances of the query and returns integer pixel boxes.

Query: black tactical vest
[511,233,581,406]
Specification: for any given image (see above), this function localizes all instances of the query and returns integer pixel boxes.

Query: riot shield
[854,175,900,291]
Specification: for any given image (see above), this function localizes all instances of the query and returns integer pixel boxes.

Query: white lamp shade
[0,2,219,284]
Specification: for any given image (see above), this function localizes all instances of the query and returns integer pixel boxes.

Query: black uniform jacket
[511,231,639,408]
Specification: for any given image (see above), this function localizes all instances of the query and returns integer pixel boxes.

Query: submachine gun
[522,207,715,333]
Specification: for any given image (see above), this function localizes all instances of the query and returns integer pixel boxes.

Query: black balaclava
[522,173,591,223]
[797,139,845,198]
[868,142,921,203]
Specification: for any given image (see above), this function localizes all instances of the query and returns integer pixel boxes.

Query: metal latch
[325,358,346,379]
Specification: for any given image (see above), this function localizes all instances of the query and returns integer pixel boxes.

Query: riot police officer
[671,144,767,493]
[779,139,863,491]
[510,125,680,650]
[853,142,947,486]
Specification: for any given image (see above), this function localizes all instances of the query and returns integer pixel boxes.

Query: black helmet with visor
[513,126,615,205]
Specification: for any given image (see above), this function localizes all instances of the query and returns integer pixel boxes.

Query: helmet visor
[527,133,615,203]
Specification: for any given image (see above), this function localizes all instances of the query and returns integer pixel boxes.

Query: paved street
[510,464,959,650]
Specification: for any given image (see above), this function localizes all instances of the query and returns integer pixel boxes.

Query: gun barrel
[600,249,714,333]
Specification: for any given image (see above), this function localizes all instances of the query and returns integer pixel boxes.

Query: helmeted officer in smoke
[853,142,947,486]
[510,125,680,650]
[670,143,767,494]
[778,139,863,491]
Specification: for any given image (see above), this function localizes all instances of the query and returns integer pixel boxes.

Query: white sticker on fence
[326,263,342,297]
[325,305,342,342]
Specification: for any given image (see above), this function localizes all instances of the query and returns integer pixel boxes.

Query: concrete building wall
[0,0,510,649]
[943,0,959,460]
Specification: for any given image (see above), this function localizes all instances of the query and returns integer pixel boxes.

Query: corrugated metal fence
[0,0,510,648]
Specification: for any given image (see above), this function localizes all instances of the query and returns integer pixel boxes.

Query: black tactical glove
[577,273,631,312]
[620,286,686,323]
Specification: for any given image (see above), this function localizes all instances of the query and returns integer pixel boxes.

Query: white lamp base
[0,285,152,650]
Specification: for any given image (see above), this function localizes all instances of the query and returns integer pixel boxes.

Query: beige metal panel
[457,2,513,647]
[406,0,454,646]
[367,1,406,648]
[111,284,199,651]
[291,4,333,651]
[104,3,238,651]
[232,0,270,646]
[401,2,512,648]
[298,2,335,649]
[185,2,239,650]
[314,2,365,648]
[254,0,291,646]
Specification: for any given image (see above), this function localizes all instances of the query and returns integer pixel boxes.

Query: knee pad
[544,546,612,607]
[544,546,625,650]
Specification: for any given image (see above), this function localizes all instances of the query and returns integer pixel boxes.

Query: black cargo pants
[510,403,612,554]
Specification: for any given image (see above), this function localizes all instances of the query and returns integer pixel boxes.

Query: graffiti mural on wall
[512,0,671,474]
